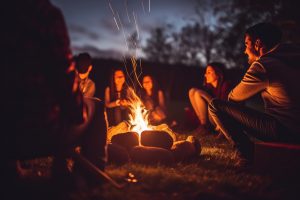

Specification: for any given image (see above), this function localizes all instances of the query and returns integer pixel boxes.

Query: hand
[120,99,129,107]
[115,99,121,106]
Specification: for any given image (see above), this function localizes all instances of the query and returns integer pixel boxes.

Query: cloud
[99,18,120,35]
[72,44,125,60]
[99,13,136,35]
[69,24,101,40]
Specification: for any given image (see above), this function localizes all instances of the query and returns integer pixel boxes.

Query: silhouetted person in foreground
[3,0,107,197]
[209,22,300,166]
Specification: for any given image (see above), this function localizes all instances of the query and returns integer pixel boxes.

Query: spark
[149,0,151,13]
[123,55,137,91]
[116,12,129,50]
[107,1,120,30]
[133,11,140,40]
[131,56,143,88]
[125,0,131,23]
[108,1,115,15]
[141,0,146,13]
[113,17,120,30]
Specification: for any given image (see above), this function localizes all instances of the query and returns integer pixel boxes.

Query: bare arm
[228,62,268,102]
[158,90,166,110]
[104,87,120,108]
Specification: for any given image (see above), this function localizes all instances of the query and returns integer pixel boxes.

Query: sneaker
[186,136,202,155]
[233,150,254,170]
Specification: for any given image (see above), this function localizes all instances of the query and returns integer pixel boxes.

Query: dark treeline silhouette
[142,0,300,68]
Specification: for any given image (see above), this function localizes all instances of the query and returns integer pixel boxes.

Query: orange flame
[126,87,152,136]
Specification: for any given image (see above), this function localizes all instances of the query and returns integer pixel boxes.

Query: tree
[142,26,173,64]
[171,0,226,66]
[217,0,297,68]
[127,31,141,58]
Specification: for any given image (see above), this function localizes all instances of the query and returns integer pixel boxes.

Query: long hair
[203,62,226,98]
[140,74,160,105]
[109,67,128,100]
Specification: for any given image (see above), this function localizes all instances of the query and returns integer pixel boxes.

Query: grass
[15,130,300,200]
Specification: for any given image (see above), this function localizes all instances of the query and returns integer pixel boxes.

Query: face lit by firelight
[142,76,153,92]
[244,34,260,64]
[205,66,218,85]
[114,70,125,86]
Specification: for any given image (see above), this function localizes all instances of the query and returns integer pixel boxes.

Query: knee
[194,89,206,98]
[188,88,197,98]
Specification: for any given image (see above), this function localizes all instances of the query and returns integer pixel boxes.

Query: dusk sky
[50,0,202,59]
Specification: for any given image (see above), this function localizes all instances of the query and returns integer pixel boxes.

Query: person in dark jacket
[3,0,107,191]
[209,22,300,166]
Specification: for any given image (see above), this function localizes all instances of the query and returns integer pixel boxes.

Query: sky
[50,0,200,59]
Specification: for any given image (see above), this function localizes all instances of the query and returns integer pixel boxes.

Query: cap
[75,53,92,73]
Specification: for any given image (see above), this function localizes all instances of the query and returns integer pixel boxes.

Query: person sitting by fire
[209,22,300,167]
[139,74,167,125]
[74,52,95,97]
[105,68,131,127]
[188,62,231,135]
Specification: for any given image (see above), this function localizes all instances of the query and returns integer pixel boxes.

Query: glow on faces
[142,76,153,92]
[114,70,125,86]
[244,34,260,64]
[205,66,218,85]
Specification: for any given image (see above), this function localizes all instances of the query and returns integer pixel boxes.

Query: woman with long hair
[139,74,167,125]
[104,68,130,126]
[189,62,231,132]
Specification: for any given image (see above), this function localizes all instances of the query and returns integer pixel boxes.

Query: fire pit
[106,88,201,165]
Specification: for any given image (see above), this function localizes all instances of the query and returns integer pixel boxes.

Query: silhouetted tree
[218,0,300,68]
[143,0,300,68]
[143,26,173,64]
[127,31,141,58]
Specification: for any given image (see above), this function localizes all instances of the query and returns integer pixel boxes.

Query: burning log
[107,121,130,142]
[111,132,139,151]
[140,130,174,150]
[130,146,174,165]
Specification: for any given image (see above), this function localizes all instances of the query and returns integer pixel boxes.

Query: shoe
[233,150,254,170]
[186,136,202,155]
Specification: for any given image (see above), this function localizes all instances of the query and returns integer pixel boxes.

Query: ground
[7,129,300,200]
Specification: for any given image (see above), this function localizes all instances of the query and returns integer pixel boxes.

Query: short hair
[245,22,282,49]
[75,53,92,73]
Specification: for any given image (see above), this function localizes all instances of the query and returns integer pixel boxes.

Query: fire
[126,87,152,135]
[106,87,176,144]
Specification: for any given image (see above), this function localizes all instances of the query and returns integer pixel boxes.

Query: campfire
[107,88,200,165]
[107,87,176,144]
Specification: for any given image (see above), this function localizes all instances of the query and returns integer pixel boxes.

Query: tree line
[136,0,300,68]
